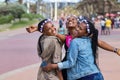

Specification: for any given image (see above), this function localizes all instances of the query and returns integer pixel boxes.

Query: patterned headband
[38,19,52,32]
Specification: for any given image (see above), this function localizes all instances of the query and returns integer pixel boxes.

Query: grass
[0,19,39,32]
[9,19,39,30]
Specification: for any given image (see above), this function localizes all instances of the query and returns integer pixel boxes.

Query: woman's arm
[98,39,120,56]
[26,24,66,43]
[26,25,66,43]
[56,69,63,80]
[43,40,79,71]
[42,63,63,80]
[55,34,66,43]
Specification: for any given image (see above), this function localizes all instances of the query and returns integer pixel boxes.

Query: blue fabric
[77,72,104,80]
[58,37,100,80]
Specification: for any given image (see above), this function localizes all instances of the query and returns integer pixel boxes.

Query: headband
[38,19,52,32]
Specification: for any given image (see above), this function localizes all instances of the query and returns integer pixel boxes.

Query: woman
[30,19,63,80]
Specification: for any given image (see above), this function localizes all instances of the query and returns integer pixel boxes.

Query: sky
[0,0,81,3]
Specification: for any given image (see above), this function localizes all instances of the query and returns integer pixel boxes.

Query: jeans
[77,72,104,80]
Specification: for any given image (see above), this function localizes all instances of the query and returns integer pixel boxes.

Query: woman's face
[43,22,56,36]
[66,16,78,28]
[75,22,88,37]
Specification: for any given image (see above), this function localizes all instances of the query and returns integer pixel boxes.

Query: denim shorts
[77,72,104,80]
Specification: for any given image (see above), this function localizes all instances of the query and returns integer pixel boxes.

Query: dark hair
[78,16,99,67]
[78,17,99,68]
[87,21,99,68]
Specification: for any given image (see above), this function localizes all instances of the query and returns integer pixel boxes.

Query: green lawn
[0,19,39,32]
[9,19,39,30]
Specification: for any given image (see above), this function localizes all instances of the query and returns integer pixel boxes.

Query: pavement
[0,63,39,80]
[0,28,41,80]
[0,26,120,80]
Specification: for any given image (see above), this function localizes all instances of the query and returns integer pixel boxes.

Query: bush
[0,14,14,24]
[0,3,26,20]
[22,13,44,20]
[33,14,44,19]
[22,13,34,20]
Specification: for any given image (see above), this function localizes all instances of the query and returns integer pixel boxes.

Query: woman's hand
[26,25,38,33]
[117,48,120,56]
[42,63,58,72]
[42,63,54,72]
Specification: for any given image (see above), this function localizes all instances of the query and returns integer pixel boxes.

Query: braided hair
[87,21,98,65]
[78,17,99,68]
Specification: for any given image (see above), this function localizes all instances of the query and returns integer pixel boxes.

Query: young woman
[30,19,63,80]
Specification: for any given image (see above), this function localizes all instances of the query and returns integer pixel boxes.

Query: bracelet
[113,48,118,53]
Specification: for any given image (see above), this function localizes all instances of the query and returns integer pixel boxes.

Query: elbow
[98,40,104,47]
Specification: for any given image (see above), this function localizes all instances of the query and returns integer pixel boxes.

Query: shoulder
[45,36,57,41]
[71,38,80,44]
[72,37,90,44]
[72,37,85,41]
[45,36,62,44]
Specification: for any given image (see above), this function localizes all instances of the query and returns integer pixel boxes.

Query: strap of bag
[38,34,44,53]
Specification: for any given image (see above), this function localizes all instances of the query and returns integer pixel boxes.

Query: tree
[5,0,9,5]
[18,0,23,4]
[0,4,26,21]
[76,0,120,17]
